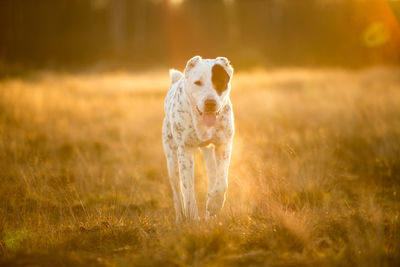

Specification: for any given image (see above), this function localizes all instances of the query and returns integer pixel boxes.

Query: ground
[0,67,399,266]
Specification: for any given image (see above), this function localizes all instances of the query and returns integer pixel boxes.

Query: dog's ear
[216,57,233,77]
[216,57,233,78]
[184,56,202,75]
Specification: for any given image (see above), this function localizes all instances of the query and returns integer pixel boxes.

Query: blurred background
[1,1,400,265]
[1,0,400,74]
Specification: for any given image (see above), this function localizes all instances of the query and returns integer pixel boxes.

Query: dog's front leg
[206,142,232,218]
[201,146,217,195]
[177,146,198,221]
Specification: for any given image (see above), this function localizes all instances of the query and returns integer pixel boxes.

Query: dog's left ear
[216,57,234,78]
[184,56,202,76]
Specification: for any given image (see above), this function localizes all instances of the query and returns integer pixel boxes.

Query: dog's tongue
[203,113,216,127]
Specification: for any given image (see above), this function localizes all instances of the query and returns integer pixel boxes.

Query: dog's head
[183,56,233,127]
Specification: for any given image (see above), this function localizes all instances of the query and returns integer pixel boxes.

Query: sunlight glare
[169,0,184,6]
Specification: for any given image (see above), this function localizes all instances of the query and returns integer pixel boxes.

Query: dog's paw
[206,189,226,217]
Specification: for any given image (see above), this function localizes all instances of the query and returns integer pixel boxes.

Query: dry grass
[0,67,400,266]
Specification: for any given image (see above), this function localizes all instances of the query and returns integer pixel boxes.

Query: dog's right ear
[216,57,233,78]
[184,56,202,76]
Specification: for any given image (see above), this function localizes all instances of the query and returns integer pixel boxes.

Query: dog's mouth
[203,112,217,127]
[196,106,217,127]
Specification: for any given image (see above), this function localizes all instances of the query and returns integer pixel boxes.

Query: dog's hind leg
[162,119,184,222]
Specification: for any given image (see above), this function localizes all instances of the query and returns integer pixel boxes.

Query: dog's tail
[170,69,183,84]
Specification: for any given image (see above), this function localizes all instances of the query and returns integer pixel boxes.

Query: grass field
[0,68,400,266]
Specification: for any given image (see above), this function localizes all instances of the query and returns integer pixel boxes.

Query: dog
[162,56,234,221]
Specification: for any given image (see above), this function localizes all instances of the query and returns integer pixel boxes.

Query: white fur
[170,69,183,84]
[162,56,234,221]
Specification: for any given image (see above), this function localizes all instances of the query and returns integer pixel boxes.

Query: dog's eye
[194,80,202,86]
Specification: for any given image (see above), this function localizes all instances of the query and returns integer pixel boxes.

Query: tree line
[0,0,399,72]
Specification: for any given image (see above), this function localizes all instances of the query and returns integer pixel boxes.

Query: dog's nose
[204,99,217,113]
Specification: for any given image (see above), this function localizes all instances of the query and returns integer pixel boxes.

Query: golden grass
[0,68,400,266]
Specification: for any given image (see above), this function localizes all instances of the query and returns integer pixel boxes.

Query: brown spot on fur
[212,64,230,95]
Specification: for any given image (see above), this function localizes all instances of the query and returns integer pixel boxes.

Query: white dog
[162,56,234,221]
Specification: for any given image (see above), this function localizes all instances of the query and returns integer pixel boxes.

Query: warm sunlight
[1,0,400,266]
[169,0,184,6]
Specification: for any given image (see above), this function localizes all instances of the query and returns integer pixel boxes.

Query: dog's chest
[183,121,227,147]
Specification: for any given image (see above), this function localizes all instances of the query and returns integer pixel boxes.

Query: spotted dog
[162,56,234,221]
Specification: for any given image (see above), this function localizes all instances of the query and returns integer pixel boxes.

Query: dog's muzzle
[204,99,217,113]
[196,100,221,116]
[197,99,221,127]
